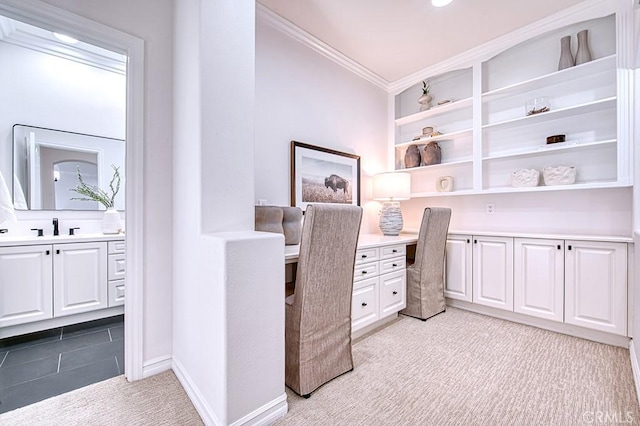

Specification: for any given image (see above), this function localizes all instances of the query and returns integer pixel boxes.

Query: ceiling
[257,0,587,83]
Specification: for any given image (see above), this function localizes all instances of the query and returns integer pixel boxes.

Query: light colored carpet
[279,308,640,425]
[1,308,638,425]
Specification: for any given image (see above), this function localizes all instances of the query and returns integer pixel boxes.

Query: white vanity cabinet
[107,240,125,307]
[564,240,627,336]
[352,241,407,334]
[54,242,107,317]
[0,235,125,338]
[0,245,53,327]
[514,238,564,322]
[472,236,513,311]
[445,234,472,302]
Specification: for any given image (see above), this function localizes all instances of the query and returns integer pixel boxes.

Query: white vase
[102,208,122,234]
[418,93,432,112]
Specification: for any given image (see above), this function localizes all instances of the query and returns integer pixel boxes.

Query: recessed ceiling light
[431,0,453,6]
[53,32,78,44]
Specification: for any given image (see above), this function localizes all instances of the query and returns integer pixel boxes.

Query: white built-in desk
[285,233,418,337]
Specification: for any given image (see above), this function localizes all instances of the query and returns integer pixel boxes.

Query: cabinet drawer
[380,270,406,317]
[108,240,125,254]
[355,247,379,265]
[379,256,406,274]
[380,244,406,260]
[108,254,126,281]
[352,280,379,331]
[354,262,378,282]
[108,279,125,307]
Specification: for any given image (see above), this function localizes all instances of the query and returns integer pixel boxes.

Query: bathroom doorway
[0,5,141,413]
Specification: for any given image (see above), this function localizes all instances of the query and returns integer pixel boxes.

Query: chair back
[291,204,363,336]
[412,207,452,281]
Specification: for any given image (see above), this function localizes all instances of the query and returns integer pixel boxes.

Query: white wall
[401,187,632,237]
[255,17,389,232]
[173,1,286,424]
[40,0,175,367]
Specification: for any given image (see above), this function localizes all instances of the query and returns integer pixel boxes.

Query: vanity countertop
[0,233,125,247]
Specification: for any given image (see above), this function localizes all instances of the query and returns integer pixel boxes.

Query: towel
[0,171,17,224]
[13,173,27,210]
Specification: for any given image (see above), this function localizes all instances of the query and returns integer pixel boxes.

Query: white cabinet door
[445,235,472,302]
[379,269,406,318]
[0,245,53,327]
[54,242,107,317]
[514,238,564,322]
[565,240,627,335]
[472,236,513,311]
[352,277,379,332]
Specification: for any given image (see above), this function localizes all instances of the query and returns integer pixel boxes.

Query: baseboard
[172,357,223,426]
[229,393,287,426]
[447,299,630,348]
[172,358,287,426]
[630,340,640,406]
[142,354,173,378]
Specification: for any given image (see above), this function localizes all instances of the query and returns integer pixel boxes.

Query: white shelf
[483,139,616,161]
[395,97,473,126]
[398,158,473,172]
[482,97,616,130]
[410,181,629,199]
[483,180,626,194]
[396,128,473,148]
[410,189,476,198]
[482,55,616,101]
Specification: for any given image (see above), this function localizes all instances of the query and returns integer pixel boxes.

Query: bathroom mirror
[13,125,125,211]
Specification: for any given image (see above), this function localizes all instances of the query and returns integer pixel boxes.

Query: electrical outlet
[486,203,495,215]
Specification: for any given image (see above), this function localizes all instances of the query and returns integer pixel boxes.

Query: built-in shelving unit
[391,8,630,198]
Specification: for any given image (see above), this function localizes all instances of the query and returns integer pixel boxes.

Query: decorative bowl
[543,165,576,186]
[511,169,540,187]
[525,97,551,116]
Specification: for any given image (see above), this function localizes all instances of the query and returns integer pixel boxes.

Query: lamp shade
[372,172,411,201]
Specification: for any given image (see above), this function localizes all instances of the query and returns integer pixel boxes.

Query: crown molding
[389,0,616,93]
[256,3,390,91]
[0,15,126,75]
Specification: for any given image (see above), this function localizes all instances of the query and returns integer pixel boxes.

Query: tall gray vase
[575,29,592,66]
[558,35,574,71]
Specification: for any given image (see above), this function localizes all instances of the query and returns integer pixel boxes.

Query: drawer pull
[393,291,398,295]
[361,302,367,307]
[392,249,398,253]
[361,270,367,274]
[361,254,367,258]
[392,263,398,267]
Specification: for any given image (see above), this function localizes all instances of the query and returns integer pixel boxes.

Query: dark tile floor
[0,315,124,414]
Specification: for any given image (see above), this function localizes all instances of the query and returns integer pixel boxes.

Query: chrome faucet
[53,218,59,236]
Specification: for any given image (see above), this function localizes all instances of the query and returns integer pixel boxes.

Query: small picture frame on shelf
[290,141,360,210]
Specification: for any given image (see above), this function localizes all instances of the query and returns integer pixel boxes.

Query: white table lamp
[372,172,411,236]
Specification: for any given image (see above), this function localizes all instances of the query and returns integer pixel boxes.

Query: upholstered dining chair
[285,203,363,397]
[401,207,452,320]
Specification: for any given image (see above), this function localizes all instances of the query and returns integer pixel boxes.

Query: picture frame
[290,141,360,210]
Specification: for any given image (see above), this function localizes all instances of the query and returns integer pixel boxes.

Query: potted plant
[418,80,432,111]
[71,164,122,234]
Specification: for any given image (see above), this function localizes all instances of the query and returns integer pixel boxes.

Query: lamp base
[379,202,403,236]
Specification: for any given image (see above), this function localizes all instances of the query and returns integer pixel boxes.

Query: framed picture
[290,141,360,210]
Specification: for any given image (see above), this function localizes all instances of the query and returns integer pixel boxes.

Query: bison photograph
[301,162,353,204]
